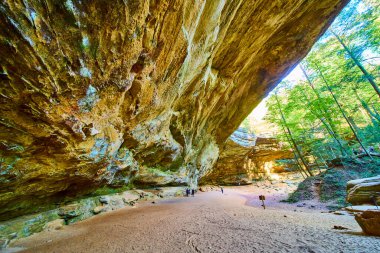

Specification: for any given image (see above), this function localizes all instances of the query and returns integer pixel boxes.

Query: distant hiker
[259,195,266,209]
[186,188,190,197]
[221,187,224,194]
[191,189,195,197]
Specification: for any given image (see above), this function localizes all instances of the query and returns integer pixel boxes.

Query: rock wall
[200,129,292,185]
[347,175,380,205]
[249,137,293,176]
[0,0,348,220]
[0,187,185,246]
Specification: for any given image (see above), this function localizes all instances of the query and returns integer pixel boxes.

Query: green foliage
[90,184,133,196]
[286,157,380,208]
[284,177,317,203]
[265,1,380,207]
[265,0,380,172]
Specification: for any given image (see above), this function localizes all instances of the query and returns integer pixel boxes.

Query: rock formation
[0,187,185,245]
[0,0,348,220]
[355,210,380,236]
[200,128,256,185]
[347,175,380,205]
[200,128,292,185]
[346,175,380,236]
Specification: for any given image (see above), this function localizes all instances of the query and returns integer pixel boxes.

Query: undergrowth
[284,157,380,209]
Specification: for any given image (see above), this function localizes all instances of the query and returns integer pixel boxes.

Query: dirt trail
[6,185,380,253]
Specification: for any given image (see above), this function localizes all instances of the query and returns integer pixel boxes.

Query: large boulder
[355,210,380,236]
[0,0,348,220]
[347,175,380,205]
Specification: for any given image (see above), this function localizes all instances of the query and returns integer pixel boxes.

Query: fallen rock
[355,210,380,236]
[9,232,17,239]
[99,196,110,204]
[123,200,136,207]
[345,205,379,212]
[347,175,380,205]
[93,206,106,215]
[333,225,348,230]
[44,219,65,231]
[198,186,216,192]
[58,204,81,219]
[0,238,9,248]
[122,193,140,204]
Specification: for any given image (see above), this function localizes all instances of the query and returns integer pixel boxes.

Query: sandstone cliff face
[347,175,380,205]
[0,0,347,220]
[200,129,292,185]
[200,128,256,185]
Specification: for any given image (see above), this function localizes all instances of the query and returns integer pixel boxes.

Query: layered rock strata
[0,0,348,220]
[200,129,292,185]
[347,175,380,205]
[200,128,257,185]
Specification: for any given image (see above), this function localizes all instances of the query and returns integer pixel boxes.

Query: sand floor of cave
[9,185,380,253]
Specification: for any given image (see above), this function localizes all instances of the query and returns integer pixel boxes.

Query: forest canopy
[264,0,380,177]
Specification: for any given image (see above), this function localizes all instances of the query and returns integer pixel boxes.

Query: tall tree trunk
[316,150,329,169]
[332,31,380,98]
[293,150,307,179]
[300,65,349,157]
[353,88,380,124]
[313,63,373,160]
[274,94,313,176]
[278,118,308,178]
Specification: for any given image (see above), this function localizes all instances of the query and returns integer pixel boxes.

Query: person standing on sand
[191,189,195,197]
[186,188,189,197]
[221,186,224,194]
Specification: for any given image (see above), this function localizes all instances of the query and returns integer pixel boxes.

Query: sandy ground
[6,184,380,253]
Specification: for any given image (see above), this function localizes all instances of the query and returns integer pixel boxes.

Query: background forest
[262,0,380,207]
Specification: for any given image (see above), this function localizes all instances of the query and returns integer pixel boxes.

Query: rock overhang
[0,0,349,220]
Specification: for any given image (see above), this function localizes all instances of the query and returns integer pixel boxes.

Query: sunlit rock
[200,129,292,185]
[0,0,348,220]
[355,210,380,236]
[347,175,380,205]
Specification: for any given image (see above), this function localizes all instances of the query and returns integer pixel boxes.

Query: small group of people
[185,188,195,197]
[354,145,378,155]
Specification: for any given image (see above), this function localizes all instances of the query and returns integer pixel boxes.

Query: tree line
[265,0,380,177]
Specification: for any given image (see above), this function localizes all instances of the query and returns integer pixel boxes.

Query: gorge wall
[200,128,293,185]
[0,0,348,220]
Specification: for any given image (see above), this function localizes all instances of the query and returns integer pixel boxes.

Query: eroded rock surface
[0,0,347,220]
[200,128,257,185]
[0,187,184,245]
[347,175,380,205]
[355,210,380,236]
[200,129,292,185]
